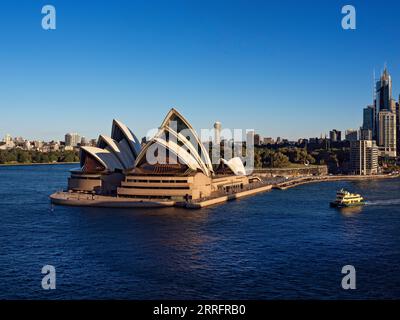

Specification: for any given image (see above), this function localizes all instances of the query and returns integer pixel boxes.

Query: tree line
[0,149,80,164]
[254,146,350,171]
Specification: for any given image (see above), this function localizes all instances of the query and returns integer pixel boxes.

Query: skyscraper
[345,129,358,142]
[362,105,375,137]
[350,140,378,175]
[377,110,397,157]
[374,67,397,157]
[376,67,392,112]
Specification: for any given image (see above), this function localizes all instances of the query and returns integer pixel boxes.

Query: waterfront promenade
[274,174,400,190]
[50,173,400,209]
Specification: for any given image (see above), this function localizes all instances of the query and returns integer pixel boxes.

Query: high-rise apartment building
[345,129,358,142]
[65,133,81,147]
[329,129,341,142]
[360,128,373,141]
[377,110,397,157]
[350,140,379,175]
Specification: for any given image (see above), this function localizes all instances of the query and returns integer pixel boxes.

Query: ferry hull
[330,201,365,208]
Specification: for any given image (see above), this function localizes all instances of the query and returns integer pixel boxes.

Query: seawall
[274,174,400,190]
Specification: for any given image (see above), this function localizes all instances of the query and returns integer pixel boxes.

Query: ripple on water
[0,165,399,299]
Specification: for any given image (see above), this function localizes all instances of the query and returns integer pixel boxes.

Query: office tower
[65,133,81,147]
[376,67,392,112]
[350,140,378,175]
[345,129,358,142]
[377,110,397,157]
[360,128,373,140]
[213,121,222,145]
[362,105,375,137]
[329,129,341,142]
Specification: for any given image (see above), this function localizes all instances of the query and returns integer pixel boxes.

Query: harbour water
[0,164,399,299]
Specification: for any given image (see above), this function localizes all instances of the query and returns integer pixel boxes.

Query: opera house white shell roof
[134,108,246,177]
[79,108,247,177]
[134,108,214,176]
[79,119,141,172]
[220,157,246,176]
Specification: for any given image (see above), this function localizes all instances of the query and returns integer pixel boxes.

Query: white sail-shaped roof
[135,137,203,173]
[78,120,141,173]
[111,119,141,158]
[162,126,211,176]
[154,138,203,171]
[160,108,213,174]
[221,157,246,176]
[97,135,135,169]
[80,146,124,172]
[134,109,213,176]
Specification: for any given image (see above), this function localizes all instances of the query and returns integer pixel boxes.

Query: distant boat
[330,189,365,208]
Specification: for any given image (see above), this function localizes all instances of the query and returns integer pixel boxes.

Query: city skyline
[2,0,400,141]
[1,66,399,151]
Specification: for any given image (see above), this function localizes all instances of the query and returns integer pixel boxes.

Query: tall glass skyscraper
[374,68,397,157]
[362,105,375,134]
[376,68,392,112]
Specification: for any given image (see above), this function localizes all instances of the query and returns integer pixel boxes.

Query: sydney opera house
[63,108,252,205]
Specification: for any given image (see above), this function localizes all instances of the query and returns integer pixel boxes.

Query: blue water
[0,164,399,299]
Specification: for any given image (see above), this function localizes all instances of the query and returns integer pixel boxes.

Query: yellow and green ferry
[330,189,365,208]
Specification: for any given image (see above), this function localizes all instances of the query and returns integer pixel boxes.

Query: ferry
[330,189,365,208]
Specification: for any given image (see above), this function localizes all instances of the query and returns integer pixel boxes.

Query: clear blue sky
[1,0,400,141]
